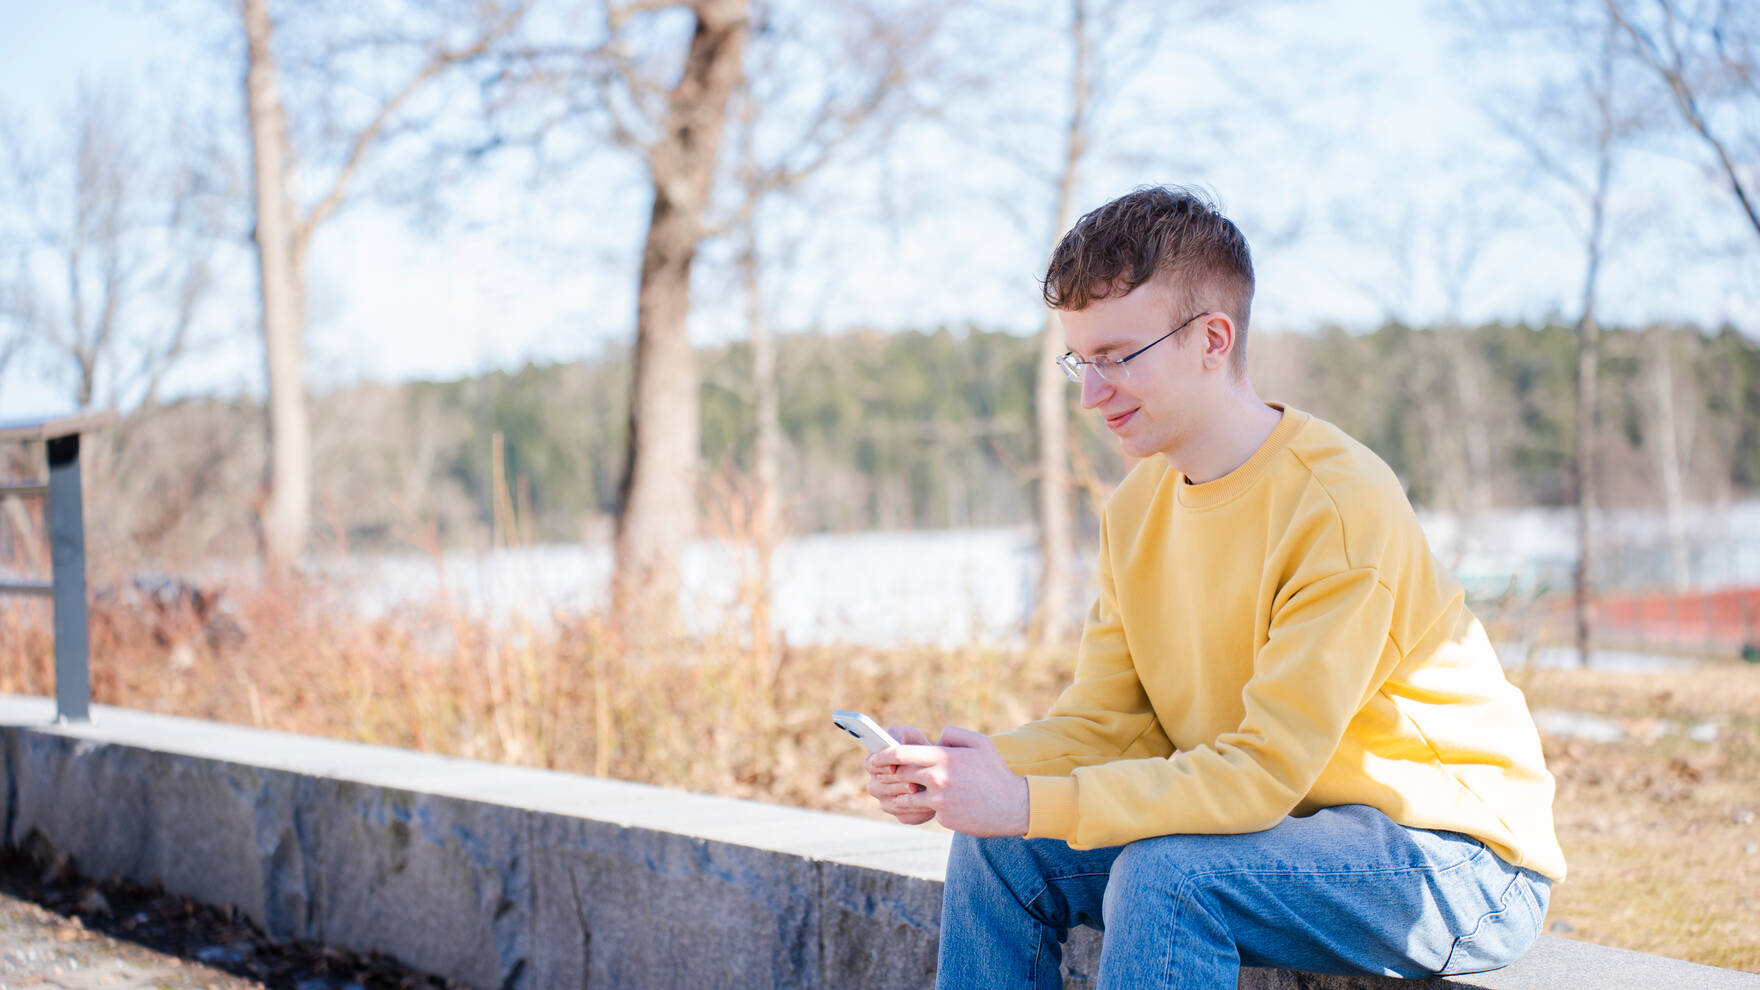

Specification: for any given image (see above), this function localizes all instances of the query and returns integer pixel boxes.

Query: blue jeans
[937,804,1549,989]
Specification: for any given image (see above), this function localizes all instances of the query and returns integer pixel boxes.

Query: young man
[865,186,1564,989]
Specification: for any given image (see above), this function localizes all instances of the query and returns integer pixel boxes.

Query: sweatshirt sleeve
[991,522,1173,778]
[1024,565,1400,849]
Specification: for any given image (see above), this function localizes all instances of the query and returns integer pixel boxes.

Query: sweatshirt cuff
[1024,775,1078,841]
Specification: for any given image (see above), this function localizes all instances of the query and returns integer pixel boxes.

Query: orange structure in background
[1536,586,1760,659]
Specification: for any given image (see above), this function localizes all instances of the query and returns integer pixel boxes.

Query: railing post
[47,434,90,723]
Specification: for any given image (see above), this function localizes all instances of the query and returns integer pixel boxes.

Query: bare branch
[609,0,689,30]
[471,34,667,159]
[296,3,530,251]
[0,82,217,414]
[123,254,209,413]
[1602,0,1760,239]
[1481,100,1596,212]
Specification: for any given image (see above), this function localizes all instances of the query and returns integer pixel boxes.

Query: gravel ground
[0,843,467,990]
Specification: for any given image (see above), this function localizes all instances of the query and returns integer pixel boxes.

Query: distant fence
[1488,586,1760,660]
[1597,587,1760,657]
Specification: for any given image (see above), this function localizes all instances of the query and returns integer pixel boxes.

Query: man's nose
[1080,367,1112,408]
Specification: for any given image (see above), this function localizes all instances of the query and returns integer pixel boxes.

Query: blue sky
[0,0,1754,419]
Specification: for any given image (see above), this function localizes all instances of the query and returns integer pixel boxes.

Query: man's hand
[866,725,935,825]
[880,726,1030,837]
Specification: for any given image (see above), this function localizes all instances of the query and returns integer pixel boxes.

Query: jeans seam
[1023,878,1053,985]
[1174,839,1486,887]
[1184,863,1469,882]
[1046,871,1115,883]
[1439,871,1529,974]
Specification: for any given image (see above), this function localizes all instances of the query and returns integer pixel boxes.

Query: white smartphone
[832,710,901,753]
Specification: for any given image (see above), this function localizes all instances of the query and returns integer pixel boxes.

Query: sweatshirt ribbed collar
[1173,403,1308,509]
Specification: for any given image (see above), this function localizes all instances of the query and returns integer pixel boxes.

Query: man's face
[1058,280,1211,462]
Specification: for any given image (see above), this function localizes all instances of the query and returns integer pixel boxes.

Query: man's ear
[1200,313,1236,370]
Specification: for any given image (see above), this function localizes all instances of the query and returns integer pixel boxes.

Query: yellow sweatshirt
[994,406,1566,880]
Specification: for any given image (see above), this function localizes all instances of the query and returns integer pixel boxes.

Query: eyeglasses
[1057,312,1212,384]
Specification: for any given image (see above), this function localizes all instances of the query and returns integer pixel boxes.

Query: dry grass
[3,584,1757,973]
[0,575,1074,816]
[1519,667,1760,972]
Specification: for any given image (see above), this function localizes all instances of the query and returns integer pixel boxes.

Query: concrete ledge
[0,695,1753,989]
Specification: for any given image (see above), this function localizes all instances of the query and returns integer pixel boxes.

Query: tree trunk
[1650,326,1690,591]
[1031,0,1091,647]
[1418,357,1464,517]
[242,0,311,574]
[1034,309,1076,644]
[1573,192,1607,670]
[1573,307,1599,670]
[1448,328,1494,516]
[742,210,779,683]
[748,241,778,578]
[613,0,747,636]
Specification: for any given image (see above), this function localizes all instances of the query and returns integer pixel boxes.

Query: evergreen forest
[81,318,1760,570]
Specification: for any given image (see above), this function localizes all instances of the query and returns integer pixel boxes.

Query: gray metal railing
[0,410,117,723]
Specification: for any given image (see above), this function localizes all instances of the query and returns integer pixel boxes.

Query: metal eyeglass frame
[1057,311,1213,384]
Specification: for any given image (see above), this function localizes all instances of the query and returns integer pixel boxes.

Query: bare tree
[479,0,749,635]
[239,0,523,573]
[951,0,1259,644]
[727,0,941,664]
[1467,0,1653,667]
[1007,0,1186,645]
[1602,0,1760,239]
[1569,86,1613,673]
[0,88,216,414]
[1432,188,1511,518]
[1027,0,1096,648]
[615,0,749,635]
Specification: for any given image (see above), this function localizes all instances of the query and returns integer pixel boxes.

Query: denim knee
[950,833,1118,934]
[949,833,1038,905]
[951,832,1025,882]
[948,831,986,875]
[1102,837,1214,923]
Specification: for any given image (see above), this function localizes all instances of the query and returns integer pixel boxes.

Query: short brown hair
[1042,185,1255,370]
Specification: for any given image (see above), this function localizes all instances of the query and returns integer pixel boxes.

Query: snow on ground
[317,501,1760,661]
[1420,500,1760,595]
[332,526,1038,648]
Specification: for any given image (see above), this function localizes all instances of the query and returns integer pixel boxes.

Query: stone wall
[1,696,1754,989]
